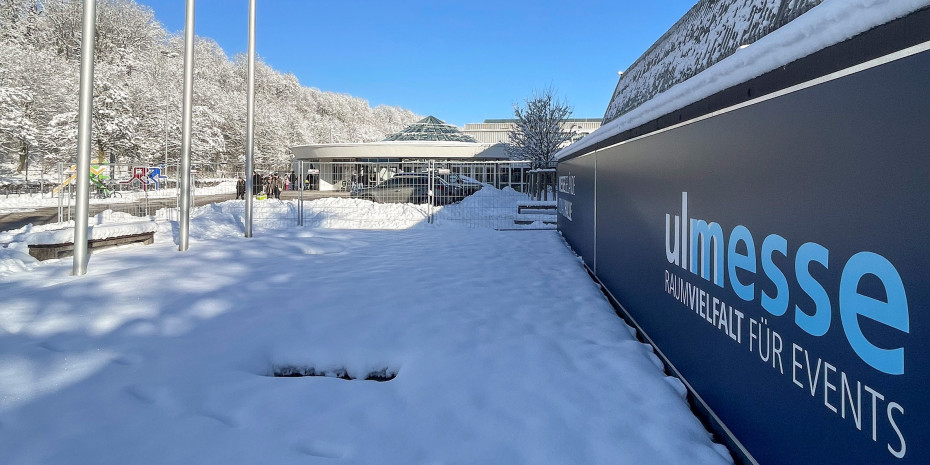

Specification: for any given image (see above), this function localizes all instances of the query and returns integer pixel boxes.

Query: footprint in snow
[295,442,345,459]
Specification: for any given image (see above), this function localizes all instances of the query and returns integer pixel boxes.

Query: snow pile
[562,0,930,159]
[0,182,561,279]
[0,199,731,464]
[0,243,37,275]
[303,197,429,229]
[0,211,157,274]
[28,219,157,246]
[1,211,148,244]
[434,186,555,229]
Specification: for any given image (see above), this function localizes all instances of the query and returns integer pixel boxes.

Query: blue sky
[136,0,697,127]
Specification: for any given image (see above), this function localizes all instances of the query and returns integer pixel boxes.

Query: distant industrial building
[461,118,602,146]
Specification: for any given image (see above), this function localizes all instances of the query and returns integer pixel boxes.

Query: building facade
[292,116,516,191]
[461,118,602,145]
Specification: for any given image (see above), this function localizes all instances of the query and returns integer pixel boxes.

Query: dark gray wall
[560,46,930,465]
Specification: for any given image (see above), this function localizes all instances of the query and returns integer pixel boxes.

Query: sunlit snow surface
[0,198,731,464]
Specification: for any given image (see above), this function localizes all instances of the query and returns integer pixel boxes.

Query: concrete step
[517,204,557,214]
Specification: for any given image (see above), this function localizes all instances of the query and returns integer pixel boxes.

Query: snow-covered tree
[0,0,419,181]
[0,86,39,172]
[31,0,83,59]
[507,87,574,168]
[92,79,139,164]
[0,0,41,47]
[43,111,78,165]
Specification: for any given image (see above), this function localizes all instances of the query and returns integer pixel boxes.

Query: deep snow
[0,197,732,464]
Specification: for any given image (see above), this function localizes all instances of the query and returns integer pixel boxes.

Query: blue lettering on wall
[840,252,910,375]
[760,234,789,317]
[794,242,831,337]
[727,225,756,302]
[665,192,909,375]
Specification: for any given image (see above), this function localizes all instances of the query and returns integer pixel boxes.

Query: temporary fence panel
[55,162,245,224]
[44,160,557,231]
[295,160,557,230]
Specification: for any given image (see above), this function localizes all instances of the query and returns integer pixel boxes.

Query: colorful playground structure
[53,162,168,197]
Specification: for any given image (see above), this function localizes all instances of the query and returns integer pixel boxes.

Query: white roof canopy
[291,141,510,160]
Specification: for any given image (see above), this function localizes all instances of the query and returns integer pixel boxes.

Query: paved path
[0,190,348,232]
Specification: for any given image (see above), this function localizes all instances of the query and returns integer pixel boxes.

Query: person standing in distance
[236,175,246,199]
[251,170,262,196]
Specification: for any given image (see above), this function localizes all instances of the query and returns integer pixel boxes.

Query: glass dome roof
[383,116,479,143]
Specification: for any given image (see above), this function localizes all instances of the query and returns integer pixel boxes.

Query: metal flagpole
[72,0,96,276]
[178,0,195,251]
[244,0,256,237]
[297,160,304,226]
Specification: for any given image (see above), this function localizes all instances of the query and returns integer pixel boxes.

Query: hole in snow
[271,365,397,382]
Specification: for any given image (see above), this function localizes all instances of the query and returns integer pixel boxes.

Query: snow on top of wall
[27,218,157,245]
[602,0,823,125]
[557,0,930,161]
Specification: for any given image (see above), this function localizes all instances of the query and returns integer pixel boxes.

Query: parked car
[351,173,475,205]
[449,174,483,197]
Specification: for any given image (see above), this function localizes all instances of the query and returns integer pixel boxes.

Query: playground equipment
[52,161,110,196]
[53,162,168,197]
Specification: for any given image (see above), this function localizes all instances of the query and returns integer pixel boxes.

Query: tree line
[0,0,420,180]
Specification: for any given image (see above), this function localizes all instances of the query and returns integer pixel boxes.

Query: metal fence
[53,161,243,223]
[527,168,556,201]
[30,160,556,231]
[294,160,557,230]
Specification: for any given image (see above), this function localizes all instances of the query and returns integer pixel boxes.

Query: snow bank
[0,183,562,277]
[28,220,157,245]
[434,186,554,229]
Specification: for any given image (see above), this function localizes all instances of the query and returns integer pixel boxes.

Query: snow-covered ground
[0,197,731,464]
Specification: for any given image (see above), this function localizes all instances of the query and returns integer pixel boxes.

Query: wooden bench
[28,231,155,261]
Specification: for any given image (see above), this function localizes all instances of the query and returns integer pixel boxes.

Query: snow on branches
[507,87,573,169]
[0,0,419,177]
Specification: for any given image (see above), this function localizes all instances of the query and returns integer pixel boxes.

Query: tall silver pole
[178,0,195,251]
[72,0,96,276]
[164,77,169,168]
[244,0,256,237]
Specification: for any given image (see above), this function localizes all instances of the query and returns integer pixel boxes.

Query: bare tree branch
[506,86,573,168]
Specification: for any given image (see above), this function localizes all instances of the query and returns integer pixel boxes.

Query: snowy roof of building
[602,0,827,125]
[556,0,929,161]
[383,116,479,143]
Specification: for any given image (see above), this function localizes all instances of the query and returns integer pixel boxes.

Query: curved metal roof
[383,116,479,143]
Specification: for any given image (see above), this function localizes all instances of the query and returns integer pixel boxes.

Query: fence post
[297,160,304,226]
[535,171,540,201]
[428,160,435,224]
